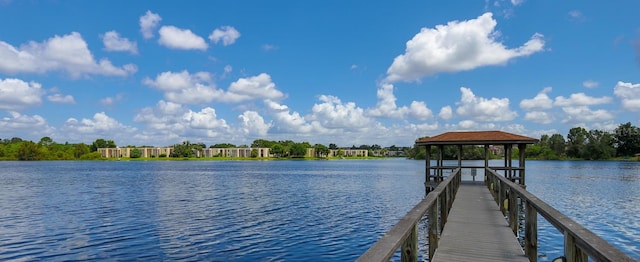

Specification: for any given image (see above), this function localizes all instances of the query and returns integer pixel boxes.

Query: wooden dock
[358,131,634,262]
[431,181,528,262]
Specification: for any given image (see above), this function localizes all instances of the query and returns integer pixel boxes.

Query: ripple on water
[0,160,638,261]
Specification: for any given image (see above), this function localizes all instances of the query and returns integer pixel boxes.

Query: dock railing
[485,168,635,262]
[357,168,462,262]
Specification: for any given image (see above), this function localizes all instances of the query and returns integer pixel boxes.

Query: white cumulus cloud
[439,106,453,120]
[308,95,374,129]
[614,81,640,112]
[0,32,137,77]
[554,93,612,107]
[455,87,517,122]
[143,71,286,104]
[520,87,553,110]
[366,83,433,120]
[143,70,221,104]
[238,111,271,137]
[133,101,232,143]
[385,12,545,82]
[61,112,137,143]
[102,31,138,54]
[524,111,553,124]
[0,111,53,137]
[140,10,162,39]
[47,94,75,104]
[158,26,208,50]
[185,107,229,130]
[64,112,135,134]
[561,106,614,124]
[264,99,313,134]
[408,101,433,121]
[0,78,44,110]
[226,73,284,102]
[209,26,241,46]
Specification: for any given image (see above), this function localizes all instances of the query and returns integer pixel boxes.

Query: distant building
[489,145,504,156]
[98,146,373,159]
[98,147,271,158]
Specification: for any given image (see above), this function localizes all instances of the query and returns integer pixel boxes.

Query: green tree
[289,143,308,158]
[251,139,274,148]
[74,143,90,159]
[80,151,103,160]
[17,141,44,160]
[39,136,54,147]
[539,134,550,147]
[314,144,329,158]
[171,141,194,158]
[271,144,285,158]
[91,138,116,151]
[548,134,566,158]
[328,143,338,150]
[130,148,142,158]
[250,148,259,158]
[211,143,236,148]
[614,122,640,157]
[567,127,588,158]
[584,130,615,160]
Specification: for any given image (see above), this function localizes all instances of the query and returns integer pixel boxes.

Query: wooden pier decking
[431,181,528,262]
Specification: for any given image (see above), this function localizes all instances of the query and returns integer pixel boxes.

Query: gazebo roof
[415,131,538,146]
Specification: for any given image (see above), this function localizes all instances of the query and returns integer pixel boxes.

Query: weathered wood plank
[525,200,538,262]
[431,182,529,262]
[485,168,636,262]
[357,168,461,262]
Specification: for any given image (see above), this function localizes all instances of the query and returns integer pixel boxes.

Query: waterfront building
[98,147,271,158]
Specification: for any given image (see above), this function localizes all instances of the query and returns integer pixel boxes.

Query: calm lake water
[0,159,638,261]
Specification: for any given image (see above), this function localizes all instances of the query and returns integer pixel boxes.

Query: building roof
[415,131,538,146]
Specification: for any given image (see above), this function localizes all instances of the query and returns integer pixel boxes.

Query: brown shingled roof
[415,131,538,145]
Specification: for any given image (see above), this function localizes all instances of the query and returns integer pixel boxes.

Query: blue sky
[1,0,639,147]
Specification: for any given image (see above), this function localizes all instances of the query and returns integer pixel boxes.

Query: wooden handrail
[357,168,462,262]
[484,168,635,262]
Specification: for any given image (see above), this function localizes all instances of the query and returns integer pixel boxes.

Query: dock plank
[432,182,529,262]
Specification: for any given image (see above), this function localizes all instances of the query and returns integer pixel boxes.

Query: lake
[0,159,638,261]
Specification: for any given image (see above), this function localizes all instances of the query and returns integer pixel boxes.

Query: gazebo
[415,131,538,193]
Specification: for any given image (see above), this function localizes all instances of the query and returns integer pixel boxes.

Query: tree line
[5,122,636,161]
[0,137,408,160]
[527,122,640,160]
[0,137,111,160]
[407,122,640,161]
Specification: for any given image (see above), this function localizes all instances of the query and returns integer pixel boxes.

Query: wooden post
[428,204,438,261]
[401,223,418,262]
[438,145,444,182]
[507,144,513,181]
[426,145,431,194]
[499,180,506,215]
[519,143,526,186]
[440,187,448,229]
[484,145,489,182]
[509,190,518,235]
[525,200,537,262]
[565,232,588,262]
[457,144,462,170]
